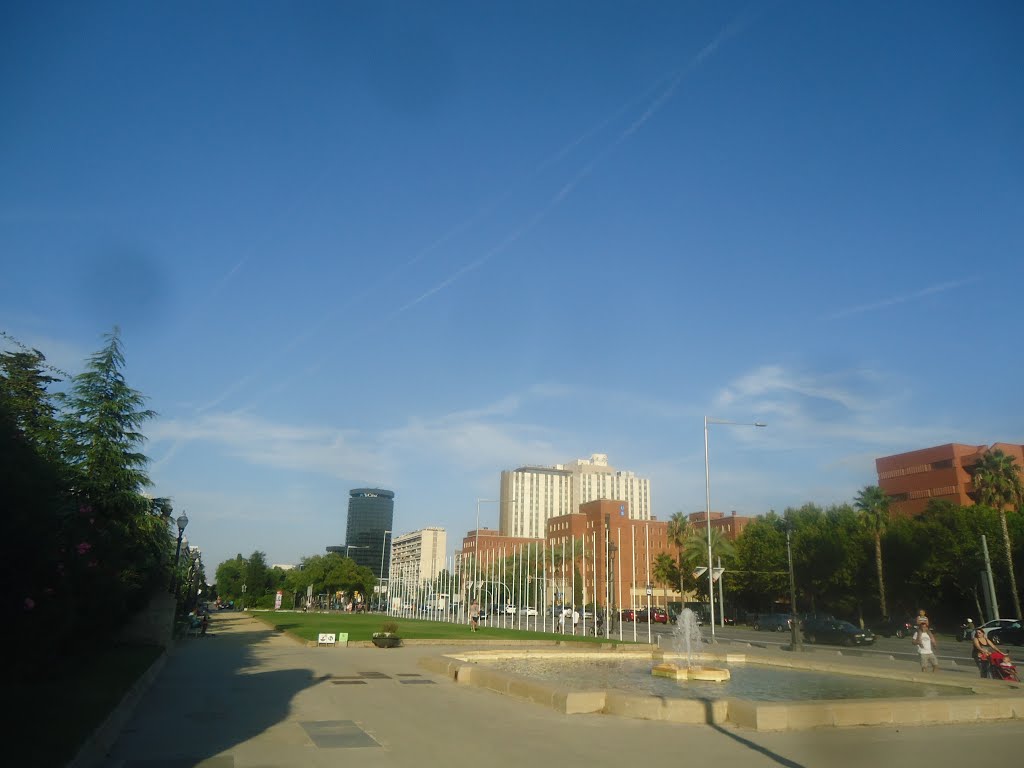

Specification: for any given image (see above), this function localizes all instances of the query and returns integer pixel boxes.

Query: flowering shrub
[373,621,399,638]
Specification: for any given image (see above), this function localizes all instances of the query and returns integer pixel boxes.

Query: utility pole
[981,534,1000,622]
[786,522,802,652]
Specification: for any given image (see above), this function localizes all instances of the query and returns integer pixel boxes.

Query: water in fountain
[673,608,704,669]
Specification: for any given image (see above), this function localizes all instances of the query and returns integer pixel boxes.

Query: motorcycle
[957,620,976,642]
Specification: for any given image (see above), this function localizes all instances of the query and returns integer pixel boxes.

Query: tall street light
[343,544,367,559]
[786,517,803,651]
[379,530,392,607]
[704,417,766,641]
[170,511,189,596]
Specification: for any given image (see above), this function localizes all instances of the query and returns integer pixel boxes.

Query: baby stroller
[988,650,1020,682]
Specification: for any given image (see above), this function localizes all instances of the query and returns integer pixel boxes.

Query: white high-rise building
[389,527,448,587]
[498,453,651,538]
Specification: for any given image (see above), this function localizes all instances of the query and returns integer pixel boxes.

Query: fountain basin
[421,648,1024,731]
[652,662,730,682]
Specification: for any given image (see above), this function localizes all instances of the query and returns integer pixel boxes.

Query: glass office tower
[346,488,395,578]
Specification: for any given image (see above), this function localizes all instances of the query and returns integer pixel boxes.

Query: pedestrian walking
[572,607,580,635]
[972,628,995,678]
[469,599,480,632]
[913,621,939,672]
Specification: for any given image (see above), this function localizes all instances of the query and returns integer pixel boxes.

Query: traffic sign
[693,567,708,579]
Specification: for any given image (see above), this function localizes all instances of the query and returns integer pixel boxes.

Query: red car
[637,608,668,624]
[620,608,636,621]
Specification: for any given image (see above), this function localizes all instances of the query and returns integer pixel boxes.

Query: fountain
[651,608,730,682]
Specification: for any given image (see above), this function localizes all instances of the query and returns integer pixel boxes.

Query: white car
[518,606,538,617]
[977,618,1019,636]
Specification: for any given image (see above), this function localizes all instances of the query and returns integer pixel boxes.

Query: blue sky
[3,1,1022,572]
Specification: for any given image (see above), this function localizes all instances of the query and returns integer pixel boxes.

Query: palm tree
[652,553,678,609]
[681,527,735,609]
[970,449,1024,618]
[855,485,890,617]
[667,511,694,596]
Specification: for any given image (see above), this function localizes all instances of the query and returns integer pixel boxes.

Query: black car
[753,613,793,631]
[803,618,875,646]
[870,616,915,639]
[987,621,1024,646]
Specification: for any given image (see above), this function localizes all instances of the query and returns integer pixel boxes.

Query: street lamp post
[704,417,765,641]
[786,518,803,651]
[170,511,189,596]
[379,530,392,608]
[343,544,367,559]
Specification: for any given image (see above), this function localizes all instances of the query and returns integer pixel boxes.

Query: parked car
[986,620,1024,646]
[803,618,875,646]
[620,608,636,622]
[518,606,538,617]
[870,616,915,639]
[977,618,1020,638]
[753,613,793,632]
[637,607,669,624]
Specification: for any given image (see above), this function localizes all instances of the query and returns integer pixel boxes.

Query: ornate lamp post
[170,511,189,596]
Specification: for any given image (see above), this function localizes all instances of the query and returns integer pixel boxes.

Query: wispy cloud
[150,391,565,484]
[712,363,954,449]
[828,277,981,320]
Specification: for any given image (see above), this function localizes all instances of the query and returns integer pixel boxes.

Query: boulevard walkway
[86,611,1023,768]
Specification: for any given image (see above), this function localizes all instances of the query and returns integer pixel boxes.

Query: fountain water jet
[652,608,730,682]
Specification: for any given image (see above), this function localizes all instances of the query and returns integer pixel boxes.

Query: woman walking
[972,628,995,678]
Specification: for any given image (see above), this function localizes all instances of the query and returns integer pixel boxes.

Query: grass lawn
[249,611,637,645]
[15,643,165,768]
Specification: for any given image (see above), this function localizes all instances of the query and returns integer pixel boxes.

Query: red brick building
[687,510,753,541]
[876,442,1024,517]
[460,528,541,561]
[545,499,683,609]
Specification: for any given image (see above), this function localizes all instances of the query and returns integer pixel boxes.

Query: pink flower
[76,542,92,555]
[24,597,35,610]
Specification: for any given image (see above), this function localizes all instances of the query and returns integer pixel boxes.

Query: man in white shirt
[914,622,939,672]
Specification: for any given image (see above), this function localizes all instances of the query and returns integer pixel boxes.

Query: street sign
[711,567,725,583]
[646,586,653,596]
[693,567,708,579]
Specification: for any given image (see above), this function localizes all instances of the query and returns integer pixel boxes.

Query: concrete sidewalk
[88,611,1023,768]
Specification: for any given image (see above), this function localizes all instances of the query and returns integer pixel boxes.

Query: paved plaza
[84,612,1023,768]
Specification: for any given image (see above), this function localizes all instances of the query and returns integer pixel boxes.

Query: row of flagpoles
[384,526,664,643]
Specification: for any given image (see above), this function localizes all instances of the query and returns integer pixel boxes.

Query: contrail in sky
[828,277,982,319]
[194,10,759,415]
[386,14,755,319]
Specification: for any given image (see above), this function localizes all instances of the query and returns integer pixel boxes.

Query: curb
[67,650,168,768]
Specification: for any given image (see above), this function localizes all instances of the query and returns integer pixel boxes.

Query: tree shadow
[104,614,331,766]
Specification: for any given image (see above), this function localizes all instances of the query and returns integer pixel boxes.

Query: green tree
[61,328,167,635]
[652,552,678,608]
[855,485,891,617]
[244,550,270,602]
[969,449,1024,618]
[0,346,64,463]
[215,555,247,603]
[731,513,787,611]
